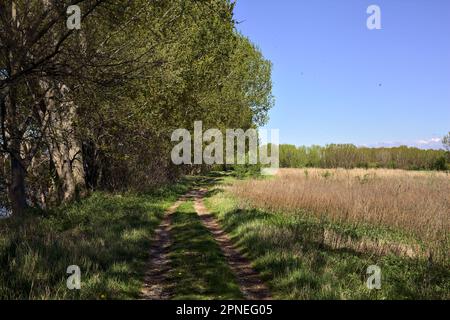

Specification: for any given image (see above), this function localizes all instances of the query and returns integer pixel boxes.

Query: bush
[232,163,261,179]
[432,156,448,171]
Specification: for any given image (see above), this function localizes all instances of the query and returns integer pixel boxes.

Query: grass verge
[0,182,189,299]
[167,201,243,300]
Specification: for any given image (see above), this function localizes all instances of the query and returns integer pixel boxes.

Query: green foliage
[229,151,263,179]
[432,156,448,171]
[1,0,274,211]
[75,0,274,193]
[232,164,261,179]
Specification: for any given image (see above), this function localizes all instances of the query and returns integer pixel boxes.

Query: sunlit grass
[168,201,242,300]
[0,182,190,299]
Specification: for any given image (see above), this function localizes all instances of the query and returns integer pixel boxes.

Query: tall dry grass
[230,168,450,261]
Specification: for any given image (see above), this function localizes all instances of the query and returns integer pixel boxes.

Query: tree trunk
[44,83,85,202]
[9,155,27,216]
[4,1,27,216]
[82,140,100,190]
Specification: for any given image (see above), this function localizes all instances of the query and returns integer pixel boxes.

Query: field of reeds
[204,169,449,299]
[230,168,450,261]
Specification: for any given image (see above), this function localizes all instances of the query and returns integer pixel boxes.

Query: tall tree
[443,132,450,151]
[0,0,275,215]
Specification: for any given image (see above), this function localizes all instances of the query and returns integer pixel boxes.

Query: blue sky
[234,0,450,148]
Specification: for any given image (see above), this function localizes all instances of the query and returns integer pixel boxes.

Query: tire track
[142,188,271,300]
[141,197,186,299]
[192,189,272,300]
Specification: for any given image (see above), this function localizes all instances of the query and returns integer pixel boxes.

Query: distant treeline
[279,144,449,170]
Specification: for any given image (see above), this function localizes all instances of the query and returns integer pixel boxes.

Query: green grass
[204,186,450,300]
[0,181,190,299]
[2,171,448,300]
[167,201,243,300]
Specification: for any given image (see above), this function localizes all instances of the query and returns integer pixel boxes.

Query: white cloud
[414,137,443,149]
[417,138,441,145]
[367,137,444,150]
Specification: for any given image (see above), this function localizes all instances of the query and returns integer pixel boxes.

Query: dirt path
[142,188,271,300]
[141,198,185,299]
[192,189,272,300]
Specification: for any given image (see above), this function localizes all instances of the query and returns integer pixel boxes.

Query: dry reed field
[229,168,450,261]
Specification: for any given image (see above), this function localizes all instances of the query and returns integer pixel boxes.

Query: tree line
[0,0,274,216]
[279,141,450,171]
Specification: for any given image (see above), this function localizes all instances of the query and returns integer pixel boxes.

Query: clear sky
[234,0,450,148]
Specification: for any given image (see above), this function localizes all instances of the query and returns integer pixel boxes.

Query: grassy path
[141,199,184,299]
[142,185,271,300]
[193,189,271,300]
